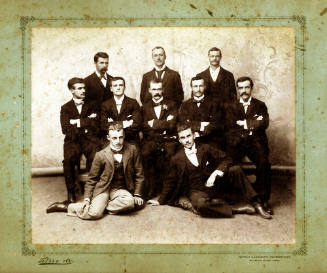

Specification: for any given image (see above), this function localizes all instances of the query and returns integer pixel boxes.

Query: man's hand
[236,120,245,126]
[206,170,224,187]
[166,114,174,121]
[88,113,97,119]
[148,119,154,127]
[78,199,90,214]
[147,200,160,206]
[123,120,133,128]
[200,121,210,132]
[178,196,192,210]
[134,196,144,206]
[256,115,263,120]
[107,117,114,122]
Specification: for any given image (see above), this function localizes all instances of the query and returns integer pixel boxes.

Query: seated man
[224,76,272,214]
[101,76,142,146]
[178,76,224,149]
[148,123,272,219]
[141,79,179,199]
[47,77,100,213]
[48,122,145,220]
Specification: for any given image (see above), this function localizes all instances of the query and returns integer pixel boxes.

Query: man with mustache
[224,76,273,215]
[47,78,100,212]
[140,46,184,108]
[84,52,113,107]
[141,79,179,199]
[48,122,145,219]
[147,122,271,219]
[196,47,237,107]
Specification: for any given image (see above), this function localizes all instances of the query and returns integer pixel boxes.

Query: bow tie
[152,101,162,107]
[74,100,84,106]
[241,101,251,107]
[185,147,197,156]
[193,98,204,104]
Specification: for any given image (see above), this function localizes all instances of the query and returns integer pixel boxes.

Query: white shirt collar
[209,66,220,73]
[152,97,164,104]
[154,64,166,71]
[114,95,125,105]
[184,143,196,153]
[240,96,252,105]
[95,70,107,79]
[72,98,84,105]
[193,95,205,102]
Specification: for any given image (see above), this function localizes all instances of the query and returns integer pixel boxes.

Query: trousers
[67,188,134,220]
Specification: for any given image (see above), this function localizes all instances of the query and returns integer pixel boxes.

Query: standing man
[141,79,179,199]
[47,78,100,212]
[224,76,272,214]
[178,76,224,149]
[140,46,184,107]
[148,123,272,219]
[84,52,113,106]
[101,77,142,145]
[196,47,236,106]
[48,123,145,219]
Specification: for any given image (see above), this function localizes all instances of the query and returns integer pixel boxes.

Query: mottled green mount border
[21,16,306,256]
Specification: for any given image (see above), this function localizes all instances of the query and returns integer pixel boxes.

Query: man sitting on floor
[47,122,145,220]
[148,122,272,219]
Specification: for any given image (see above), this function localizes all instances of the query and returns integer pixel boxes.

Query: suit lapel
[93,72,106,90]
[162,67,170,86]
[110,98,119,118]
[103,146,114,168]
[80,102,89,117]
[118,97,127,117]
[196,144,204,166]
[68,100,80,117]
[122,145,131,174]
[215,67,224,85]
[245,98,256,118]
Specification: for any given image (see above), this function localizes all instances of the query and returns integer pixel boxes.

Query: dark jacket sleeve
[132,146,145,197]
[80,103,100,131]
[175,72,184,107]
[246,102,269,131]
[152,103,178,131]
[125,100,142,134]
[206,145,233,173]
[60,104,78,139]
[140,74,148,105]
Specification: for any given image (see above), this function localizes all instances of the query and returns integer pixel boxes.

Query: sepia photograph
[31,26,296,244]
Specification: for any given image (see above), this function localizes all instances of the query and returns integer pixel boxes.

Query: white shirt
[114,95,125,114]
[152,97,163,119]
[184,144,199,167]
[154,64,166,80]
[209,66,220,82]
[239,97,253,134]
[95,70,107,87]
[72,98,83,115]
[110,145,123,163]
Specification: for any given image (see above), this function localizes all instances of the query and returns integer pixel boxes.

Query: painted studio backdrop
[31,27,295,168]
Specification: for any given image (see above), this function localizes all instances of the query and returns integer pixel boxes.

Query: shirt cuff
[77,119,81,128]
[84,198,90,203]
[243,119,248,130]
[213,170,224,177]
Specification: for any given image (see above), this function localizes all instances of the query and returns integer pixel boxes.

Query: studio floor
[32,174,295,244]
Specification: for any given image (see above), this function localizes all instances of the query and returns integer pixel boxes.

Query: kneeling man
[148,123,271,219]
[50,122,145,220]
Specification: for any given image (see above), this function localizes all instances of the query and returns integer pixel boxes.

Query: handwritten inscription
[38,257,72,265]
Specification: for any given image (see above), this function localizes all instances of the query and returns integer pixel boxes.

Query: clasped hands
[148,114,174,127]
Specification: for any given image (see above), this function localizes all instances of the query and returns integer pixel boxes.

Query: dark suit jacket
[224,97,269,151]
[158,143,232,205]
[84,72,113,106]
[84,143,144,200]
[196,67,236,106]
[60,99,100,143]
[178,95,223,139]
[140,67,184,107]
[141,99,178,140]
[100,96,142,140]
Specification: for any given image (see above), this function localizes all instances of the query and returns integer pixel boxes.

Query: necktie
[156,68,165,80]
[193,98,204,104]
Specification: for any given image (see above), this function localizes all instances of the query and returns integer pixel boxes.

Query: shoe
[253,202,272,219]
[68,191,77,203]
[232,204,256,215]
[263,202,274,215]
[46,201,69,213]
